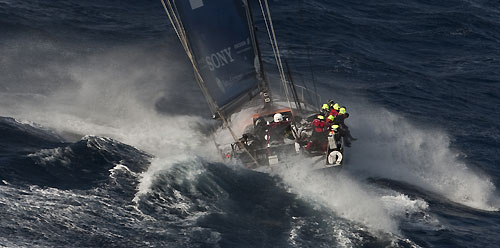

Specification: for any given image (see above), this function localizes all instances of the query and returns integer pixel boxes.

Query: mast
[244,0,272,109]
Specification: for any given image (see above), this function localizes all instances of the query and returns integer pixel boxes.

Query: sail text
[206,47,235,71]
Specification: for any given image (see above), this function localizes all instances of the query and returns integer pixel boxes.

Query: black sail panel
[174,0,260,114]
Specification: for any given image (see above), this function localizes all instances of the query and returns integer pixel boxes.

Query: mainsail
[168,0,267,115]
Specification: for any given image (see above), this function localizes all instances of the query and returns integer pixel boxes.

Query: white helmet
[273,113,283,123]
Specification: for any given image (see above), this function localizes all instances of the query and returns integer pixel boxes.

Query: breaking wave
[347,105,499,211]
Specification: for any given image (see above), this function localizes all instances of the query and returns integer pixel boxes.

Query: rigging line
[263,0,286,81]
[295,0,314,110]
[245,0,270,101]
[307,46,320,109]
[161,0,183,49]
[294,62,315,111]
[257,1,284,85]
[262,0,291,97]
[160,0,260,167]
[257,0,294,112]
[285,59,302,112]
[298,0,320,109]
[258,0,302,144]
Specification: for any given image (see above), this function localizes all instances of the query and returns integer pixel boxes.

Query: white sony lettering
[211,54,221,68]
[205,56,215,71]
[205,47,236,71]
[222,48,235,62]
[216,51,229,65]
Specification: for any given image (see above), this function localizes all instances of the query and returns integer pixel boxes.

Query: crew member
[253,117,267,146]
[333,106,356,147]
[313,114,326,133]
[268,113,292,144]
[321,104,330,117]
[306,114,327,152]
[333,107,348,127]
[326,114,335,123]
[330,124,341,149]
[328,100,340,118]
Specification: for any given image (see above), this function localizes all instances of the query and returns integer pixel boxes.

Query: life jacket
[326,114,335,124]
[329,108,338,118]
[312,118,325,133]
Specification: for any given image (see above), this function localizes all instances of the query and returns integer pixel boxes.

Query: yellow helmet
[333,103,340,110]
[322,104,329,110]
[317,115,325,120]
[328,115,334,121]
[331,124,339,130]
[339,107,346,114]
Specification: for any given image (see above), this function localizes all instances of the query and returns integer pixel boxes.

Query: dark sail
[173,0,261,114]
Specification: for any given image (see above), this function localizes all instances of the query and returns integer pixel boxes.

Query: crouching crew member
[328,124,344,150]
[332,106,356,147]
[327,100,339,118]
[306,114,328,152]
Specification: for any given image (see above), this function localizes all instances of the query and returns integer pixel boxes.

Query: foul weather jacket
[332,113,349,128]
[312,118,326,133]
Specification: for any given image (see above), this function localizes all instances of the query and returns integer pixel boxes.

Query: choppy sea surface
[1,0,500,247]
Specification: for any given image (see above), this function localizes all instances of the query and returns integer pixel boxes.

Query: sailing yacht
[161,0,345,169]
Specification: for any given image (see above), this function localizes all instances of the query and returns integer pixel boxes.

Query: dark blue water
[1,0,500,247]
